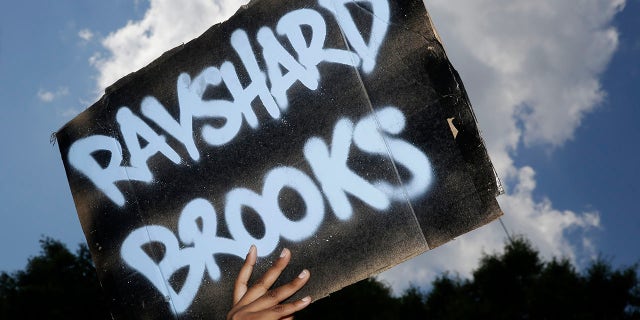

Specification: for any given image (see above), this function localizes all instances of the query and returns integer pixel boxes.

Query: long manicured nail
[298,269,309,279]
[280,248,289,258]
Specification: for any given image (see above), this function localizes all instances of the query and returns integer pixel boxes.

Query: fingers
[245,269,310,312]
[238,248,291,305]
[233,244,257,304]
[228,247,312,320]
[230,296,311,320]
[259,296,311,319]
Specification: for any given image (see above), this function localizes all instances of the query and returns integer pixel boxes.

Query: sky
[0,0,638,294]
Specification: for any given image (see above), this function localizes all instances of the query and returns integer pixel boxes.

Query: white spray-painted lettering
[68,136,147,206]
[319,0,390,74]
[68,1,387,206]
[353,107,433,200]
[121,107,433,313]
[304,119,390,220]
[69,0,435,314]
[116,107,183,172]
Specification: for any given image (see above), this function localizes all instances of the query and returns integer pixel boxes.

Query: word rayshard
[57,0,503,319]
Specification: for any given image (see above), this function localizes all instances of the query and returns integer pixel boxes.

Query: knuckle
[292,276,305,286]
[228,311,240,320]
[287,279,304,290]
[254,279,269,290]
[272,304,286,313]
[266,288,279,299]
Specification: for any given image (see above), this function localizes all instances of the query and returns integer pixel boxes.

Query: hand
[227,245,312,320]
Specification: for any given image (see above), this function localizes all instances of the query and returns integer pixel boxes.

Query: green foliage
[0,237,110,320]
[398,285,428,319]
[422,237,640,320]
[297,278,401,319]
[301,237,640,320]
[1,236,638,319]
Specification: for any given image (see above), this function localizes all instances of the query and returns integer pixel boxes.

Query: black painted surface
[57,0,502,319]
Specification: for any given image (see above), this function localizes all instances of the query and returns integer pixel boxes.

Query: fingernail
[280,248,288,258]
[298,269,309,279]
[247,244,255,258]
[301,296,311,303]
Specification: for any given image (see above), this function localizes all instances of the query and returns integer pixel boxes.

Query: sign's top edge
[55,0,260,136]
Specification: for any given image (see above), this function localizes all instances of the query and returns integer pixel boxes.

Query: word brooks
[67,0,390,207]
[121,107,433,314]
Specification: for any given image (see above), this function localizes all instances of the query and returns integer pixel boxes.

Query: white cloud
[379,0,623,293]
[37,87,69,103]
[380,167,601,291]
[89,0,623,295]
[78,29,94,41]
[37,90,55,103]
[425,0,624,149]
[59,107,81,118]
[90,0,249,95]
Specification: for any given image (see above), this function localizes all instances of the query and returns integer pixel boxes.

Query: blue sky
[0,0,144,272]
[515,2,640,267]
[0,0,638,292]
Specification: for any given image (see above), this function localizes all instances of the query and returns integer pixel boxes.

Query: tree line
[1,236,638,319]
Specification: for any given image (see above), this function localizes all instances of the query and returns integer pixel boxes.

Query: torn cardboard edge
[55,0,504,318]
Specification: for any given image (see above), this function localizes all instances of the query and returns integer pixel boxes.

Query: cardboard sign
[57,0,503,318]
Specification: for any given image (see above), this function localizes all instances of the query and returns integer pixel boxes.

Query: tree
[423,237,640,320]
[0,237,110,319]
[1,236,638,319]
[297,278,401,319]
[397,285,428,319]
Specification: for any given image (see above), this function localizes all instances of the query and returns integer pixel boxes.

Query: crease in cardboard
[55,0,505,318]
[333,0,431,252]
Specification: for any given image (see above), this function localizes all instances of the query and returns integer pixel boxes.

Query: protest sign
[57,0,503,318]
